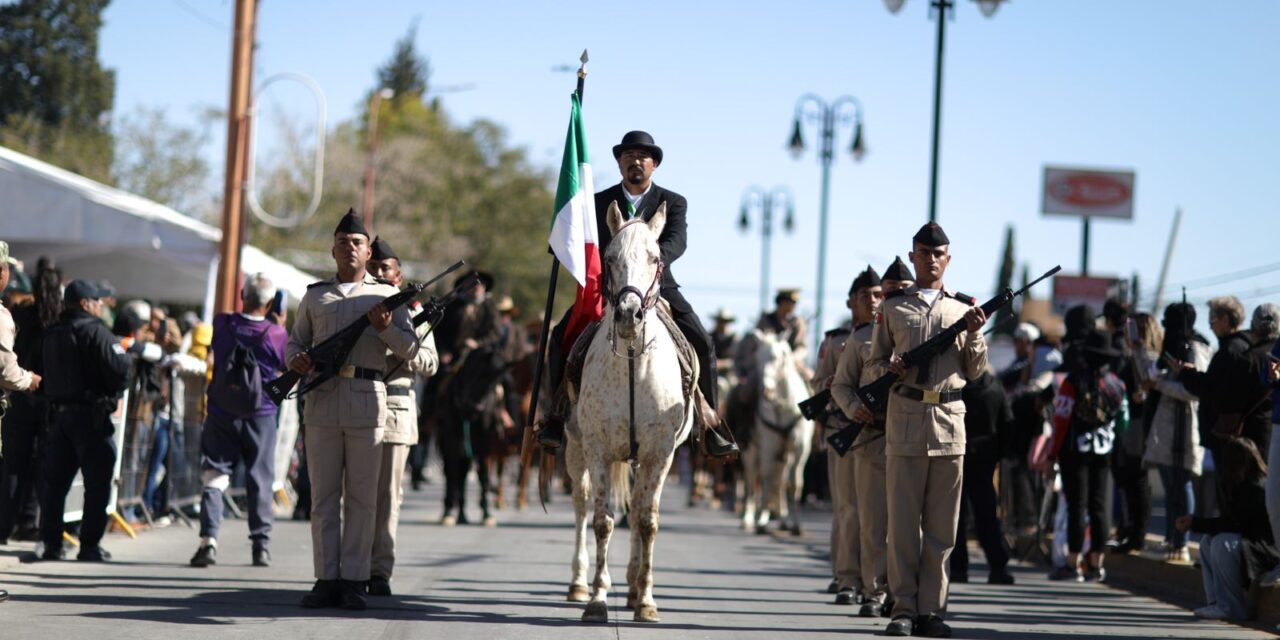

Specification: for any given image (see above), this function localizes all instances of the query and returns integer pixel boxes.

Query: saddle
[562,300,698,411]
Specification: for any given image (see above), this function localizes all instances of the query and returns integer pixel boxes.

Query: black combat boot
[696,396,739,458]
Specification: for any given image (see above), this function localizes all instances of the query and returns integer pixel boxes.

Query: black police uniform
[40,308,132,559]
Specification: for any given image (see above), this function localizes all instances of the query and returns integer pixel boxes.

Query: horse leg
[630,459,671,622]
[516,445,530,511]
[493,432,507,510]
[740,443,757,530]
[582,459,613,623]
[757,433,779,534]
[566,442,591,603]
[787,439,811,536]
[474,429,495,527]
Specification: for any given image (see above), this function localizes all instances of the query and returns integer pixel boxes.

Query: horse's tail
[610,461,632,515]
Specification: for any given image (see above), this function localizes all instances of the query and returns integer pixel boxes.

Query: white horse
[564,201,693,624]
[739,330,813,536]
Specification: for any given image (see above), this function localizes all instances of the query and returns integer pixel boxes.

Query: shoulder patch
[884,289,906,299]
[950,291,977,305]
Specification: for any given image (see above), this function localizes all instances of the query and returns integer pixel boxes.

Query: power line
[170,0,229,31]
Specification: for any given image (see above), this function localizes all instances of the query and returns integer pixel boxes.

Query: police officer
[868,223,988,638]
[288,210,421,610]
[39,279,132,562]
[817,267,882,605]
[366,236,439,597]
[758,288,809,363]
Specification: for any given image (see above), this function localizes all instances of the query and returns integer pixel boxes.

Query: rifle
[855,265,1062,413]
[264,260,466,405]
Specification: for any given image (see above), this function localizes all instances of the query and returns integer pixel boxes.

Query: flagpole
[521,49,588,489]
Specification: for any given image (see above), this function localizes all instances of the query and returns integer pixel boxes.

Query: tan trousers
[886,453,963,619]
[372,442,410,579]
[307,425,382,581]
[828,446,861,591]
[855,436,889,602]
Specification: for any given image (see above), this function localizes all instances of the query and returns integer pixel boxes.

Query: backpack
[1072,373,1124,429]
[209,323,269,418]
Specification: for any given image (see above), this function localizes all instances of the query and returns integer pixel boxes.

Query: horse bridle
[602,219,666,317]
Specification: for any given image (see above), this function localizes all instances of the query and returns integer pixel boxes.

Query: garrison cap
[912,222,950,247]
[882,256,914,283]
[848,266,882,296]
[335,208,370,238]
[370,236,398,262]
[775,288,801,304]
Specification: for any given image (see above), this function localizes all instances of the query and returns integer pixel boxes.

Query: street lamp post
[789,94,865,341]
[884,0,1007,223]
[362,87,395,233]
[738,186,795,315]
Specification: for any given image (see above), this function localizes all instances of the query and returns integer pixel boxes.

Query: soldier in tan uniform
[867,223,988,638]
[287,211,421,610]
[831,260,911,618]
[366,237,438,597]
[0,241,40,603]
[816,266,882,605]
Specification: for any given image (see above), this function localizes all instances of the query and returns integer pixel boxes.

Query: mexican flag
[548,93,600,349]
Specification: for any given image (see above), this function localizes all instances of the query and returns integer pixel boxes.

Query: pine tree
[992,225,1016,335]
[376,24,429,101]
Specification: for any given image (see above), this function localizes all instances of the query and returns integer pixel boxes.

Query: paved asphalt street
[0,463,1270,639]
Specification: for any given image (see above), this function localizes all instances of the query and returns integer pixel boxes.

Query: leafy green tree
[376,24,429,100]
[0,0,115,180]
[112,107,213,219]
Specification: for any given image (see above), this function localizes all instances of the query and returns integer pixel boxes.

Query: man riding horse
[538,131,738,458]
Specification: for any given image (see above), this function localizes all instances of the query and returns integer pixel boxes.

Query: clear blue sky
[99,0,1280,337]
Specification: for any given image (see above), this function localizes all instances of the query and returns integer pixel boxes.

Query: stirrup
[701,425,739,458]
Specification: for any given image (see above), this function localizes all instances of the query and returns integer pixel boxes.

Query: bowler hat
[612,131,663,165]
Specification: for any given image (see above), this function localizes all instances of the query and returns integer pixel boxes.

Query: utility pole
[214,0,258,313]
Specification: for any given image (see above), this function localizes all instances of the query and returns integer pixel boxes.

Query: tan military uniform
[372,303,439,580]
[814,322,861,594]
[0,304,34,392]
[831,321,889,604]
[866,286,987,620]
[286,273,420,582]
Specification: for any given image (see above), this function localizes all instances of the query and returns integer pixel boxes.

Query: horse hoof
[633,604,660,623]
[483,516,497,528]
[567,585,590,602]
[582,600,609,623]
[755,525,769,535]
[440,515,457,527]
[790,525,804,537]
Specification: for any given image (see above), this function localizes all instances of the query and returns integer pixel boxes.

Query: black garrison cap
[882,257,914,282]
[912,222,950,247]
[370,236,397,262]
[849,266,882,296]
[335,208,370,237]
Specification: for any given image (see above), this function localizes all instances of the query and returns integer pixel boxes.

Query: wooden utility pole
[214,0,258,313]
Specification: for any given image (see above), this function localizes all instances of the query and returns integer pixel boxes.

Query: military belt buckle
[339,364,356,378]
[922,389,941,405]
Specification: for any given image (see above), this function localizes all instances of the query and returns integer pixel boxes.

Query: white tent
[0,144,315,313]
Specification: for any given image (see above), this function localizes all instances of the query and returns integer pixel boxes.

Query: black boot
[696,395,739,458]
[537,414,565,450]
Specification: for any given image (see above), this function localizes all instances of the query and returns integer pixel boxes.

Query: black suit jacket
[594,183,693,314]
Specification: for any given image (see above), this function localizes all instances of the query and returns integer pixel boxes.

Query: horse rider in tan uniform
[867,223,988,638]
[815,267,882,605]
[287,211,421,610]
[831,259,912,618]
[757,288,809,364]
[366,236,438,597]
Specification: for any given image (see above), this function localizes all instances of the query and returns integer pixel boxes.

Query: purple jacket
[210,313,289,418]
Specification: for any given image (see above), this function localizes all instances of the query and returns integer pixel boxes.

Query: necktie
[625,199,637,220]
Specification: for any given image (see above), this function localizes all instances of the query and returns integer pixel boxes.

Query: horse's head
[753,329,797,403]
[603,200,666,341]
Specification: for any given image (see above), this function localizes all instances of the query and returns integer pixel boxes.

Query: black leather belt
[386,387,412,397]
[337,365,383,381]
[895,386,962,405]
